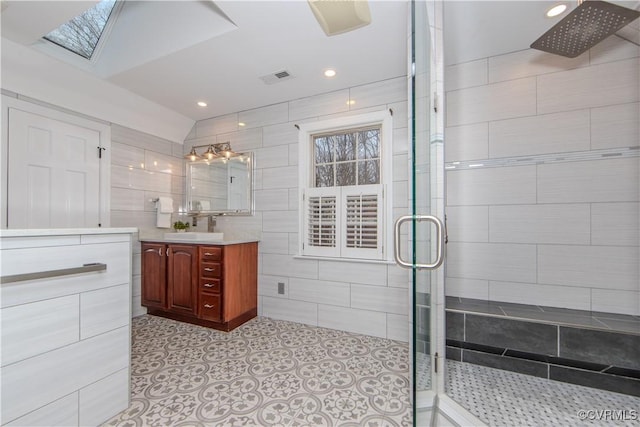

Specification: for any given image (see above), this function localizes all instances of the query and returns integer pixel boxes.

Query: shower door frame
[407,1,488,424]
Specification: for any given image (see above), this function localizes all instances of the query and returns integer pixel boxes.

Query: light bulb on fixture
[186,147,201,162]
[204,145,217,160]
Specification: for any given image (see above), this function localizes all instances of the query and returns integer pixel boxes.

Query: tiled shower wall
[184,77,412,341]
[109,124,187,317]
[444,35,640,315]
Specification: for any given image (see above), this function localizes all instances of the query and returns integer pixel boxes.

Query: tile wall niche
[184,76,412,341]
[109,124,188,317]
[444,37,640,315]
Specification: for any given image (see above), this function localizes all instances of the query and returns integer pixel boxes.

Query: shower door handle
[394,215,445,270]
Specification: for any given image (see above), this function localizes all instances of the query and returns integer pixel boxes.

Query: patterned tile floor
[105,315,640,427]
[103,315,412,427]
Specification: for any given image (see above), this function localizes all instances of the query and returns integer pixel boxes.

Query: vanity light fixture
[186,147,202,161]
[184,142,239,162]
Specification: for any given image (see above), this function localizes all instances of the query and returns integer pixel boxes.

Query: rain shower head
[530,0,640,58]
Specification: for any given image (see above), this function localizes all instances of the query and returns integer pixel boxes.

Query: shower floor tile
[445,359,640,427]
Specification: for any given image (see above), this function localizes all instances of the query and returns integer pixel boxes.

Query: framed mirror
[186,152,253,215]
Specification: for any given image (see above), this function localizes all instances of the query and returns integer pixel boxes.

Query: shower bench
[443,297,640,397]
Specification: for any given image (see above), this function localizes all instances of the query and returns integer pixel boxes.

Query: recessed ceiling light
[197,101,207,107]
[347,99,356,105]
[546,4,567,17]
[238,122,246,127]
[324,69,336,78]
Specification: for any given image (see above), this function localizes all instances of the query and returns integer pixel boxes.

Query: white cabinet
[0,228,135,426]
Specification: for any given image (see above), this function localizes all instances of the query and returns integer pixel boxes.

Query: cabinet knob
[204,304,215,309]
[204,252,213,256]
[204,283,215,287]
[204,268,215,272]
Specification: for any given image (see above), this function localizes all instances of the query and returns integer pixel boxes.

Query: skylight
[44,0,117,60]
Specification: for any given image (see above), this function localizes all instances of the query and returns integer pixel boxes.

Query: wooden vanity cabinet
[141,241,258,331]
[141,243,198,317]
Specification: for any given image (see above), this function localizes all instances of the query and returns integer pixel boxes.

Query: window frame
[298,110,393,262]
[34,0,123,70]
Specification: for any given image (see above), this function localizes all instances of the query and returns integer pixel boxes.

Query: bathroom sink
[164,232,224,241]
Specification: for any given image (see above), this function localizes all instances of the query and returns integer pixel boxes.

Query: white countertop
[139,237,259,245]
[0,227,138,237]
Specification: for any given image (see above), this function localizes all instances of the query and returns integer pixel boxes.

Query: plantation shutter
[303,187,340,257]
[341,184,383,259]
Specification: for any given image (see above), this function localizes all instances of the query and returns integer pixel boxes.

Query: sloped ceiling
[2,0,639,129]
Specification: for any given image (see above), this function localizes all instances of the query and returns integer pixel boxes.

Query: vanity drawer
[200,247,222,262]
[200,294,221,322]
[201,262,221,278]
[200,278,221,293]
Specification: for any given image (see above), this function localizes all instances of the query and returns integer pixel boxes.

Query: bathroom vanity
[0,227,136,427]
[140,238,258,331]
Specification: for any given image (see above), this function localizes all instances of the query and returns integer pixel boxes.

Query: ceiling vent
[260,70,294,85]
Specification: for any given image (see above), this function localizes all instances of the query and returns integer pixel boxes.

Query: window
[43,0,118,60]
[299,111,392,261]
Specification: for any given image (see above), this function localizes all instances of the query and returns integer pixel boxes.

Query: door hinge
[97,146,106,159]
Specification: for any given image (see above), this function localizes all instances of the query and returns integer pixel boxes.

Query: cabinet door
[141,243,167,309]
[167,244,198,316]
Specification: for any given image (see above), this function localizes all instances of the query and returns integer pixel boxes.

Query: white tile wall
[289,278,350,307]
[261,254,318,280]
[262,296,318,325]
[538,245,639,290]
[238,103,288,129]
[445,44,640,315]
[590,102,640,150]
[537,58,639,114]
[487,49,589,83]
[445,277,489,300]
[591,202,640,247]
[254,145,290,169]
[591,289,640,316]
[537,158,640,204]
[488,204,591,245]
[446,165,537,206]
[446,77,536,126]
[288,89,350,122]
[258,232,289,254]
[318,260,388,286]
[444,123,488,162]
[386,313,409,342]
[588,35,640,66]
[445,59,488,92]
[447,242,537,283]
[317,305,387,338]
[488,110,590,158]
[258,275,289,298]
[350,284,408,315]
[262,165,298,189]
[488,281,592,311]
[254,189,290,211]
[446,206,489,242]
[349,77,406,109]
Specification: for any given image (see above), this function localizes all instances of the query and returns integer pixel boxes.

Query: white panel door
[8,108,101,228]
